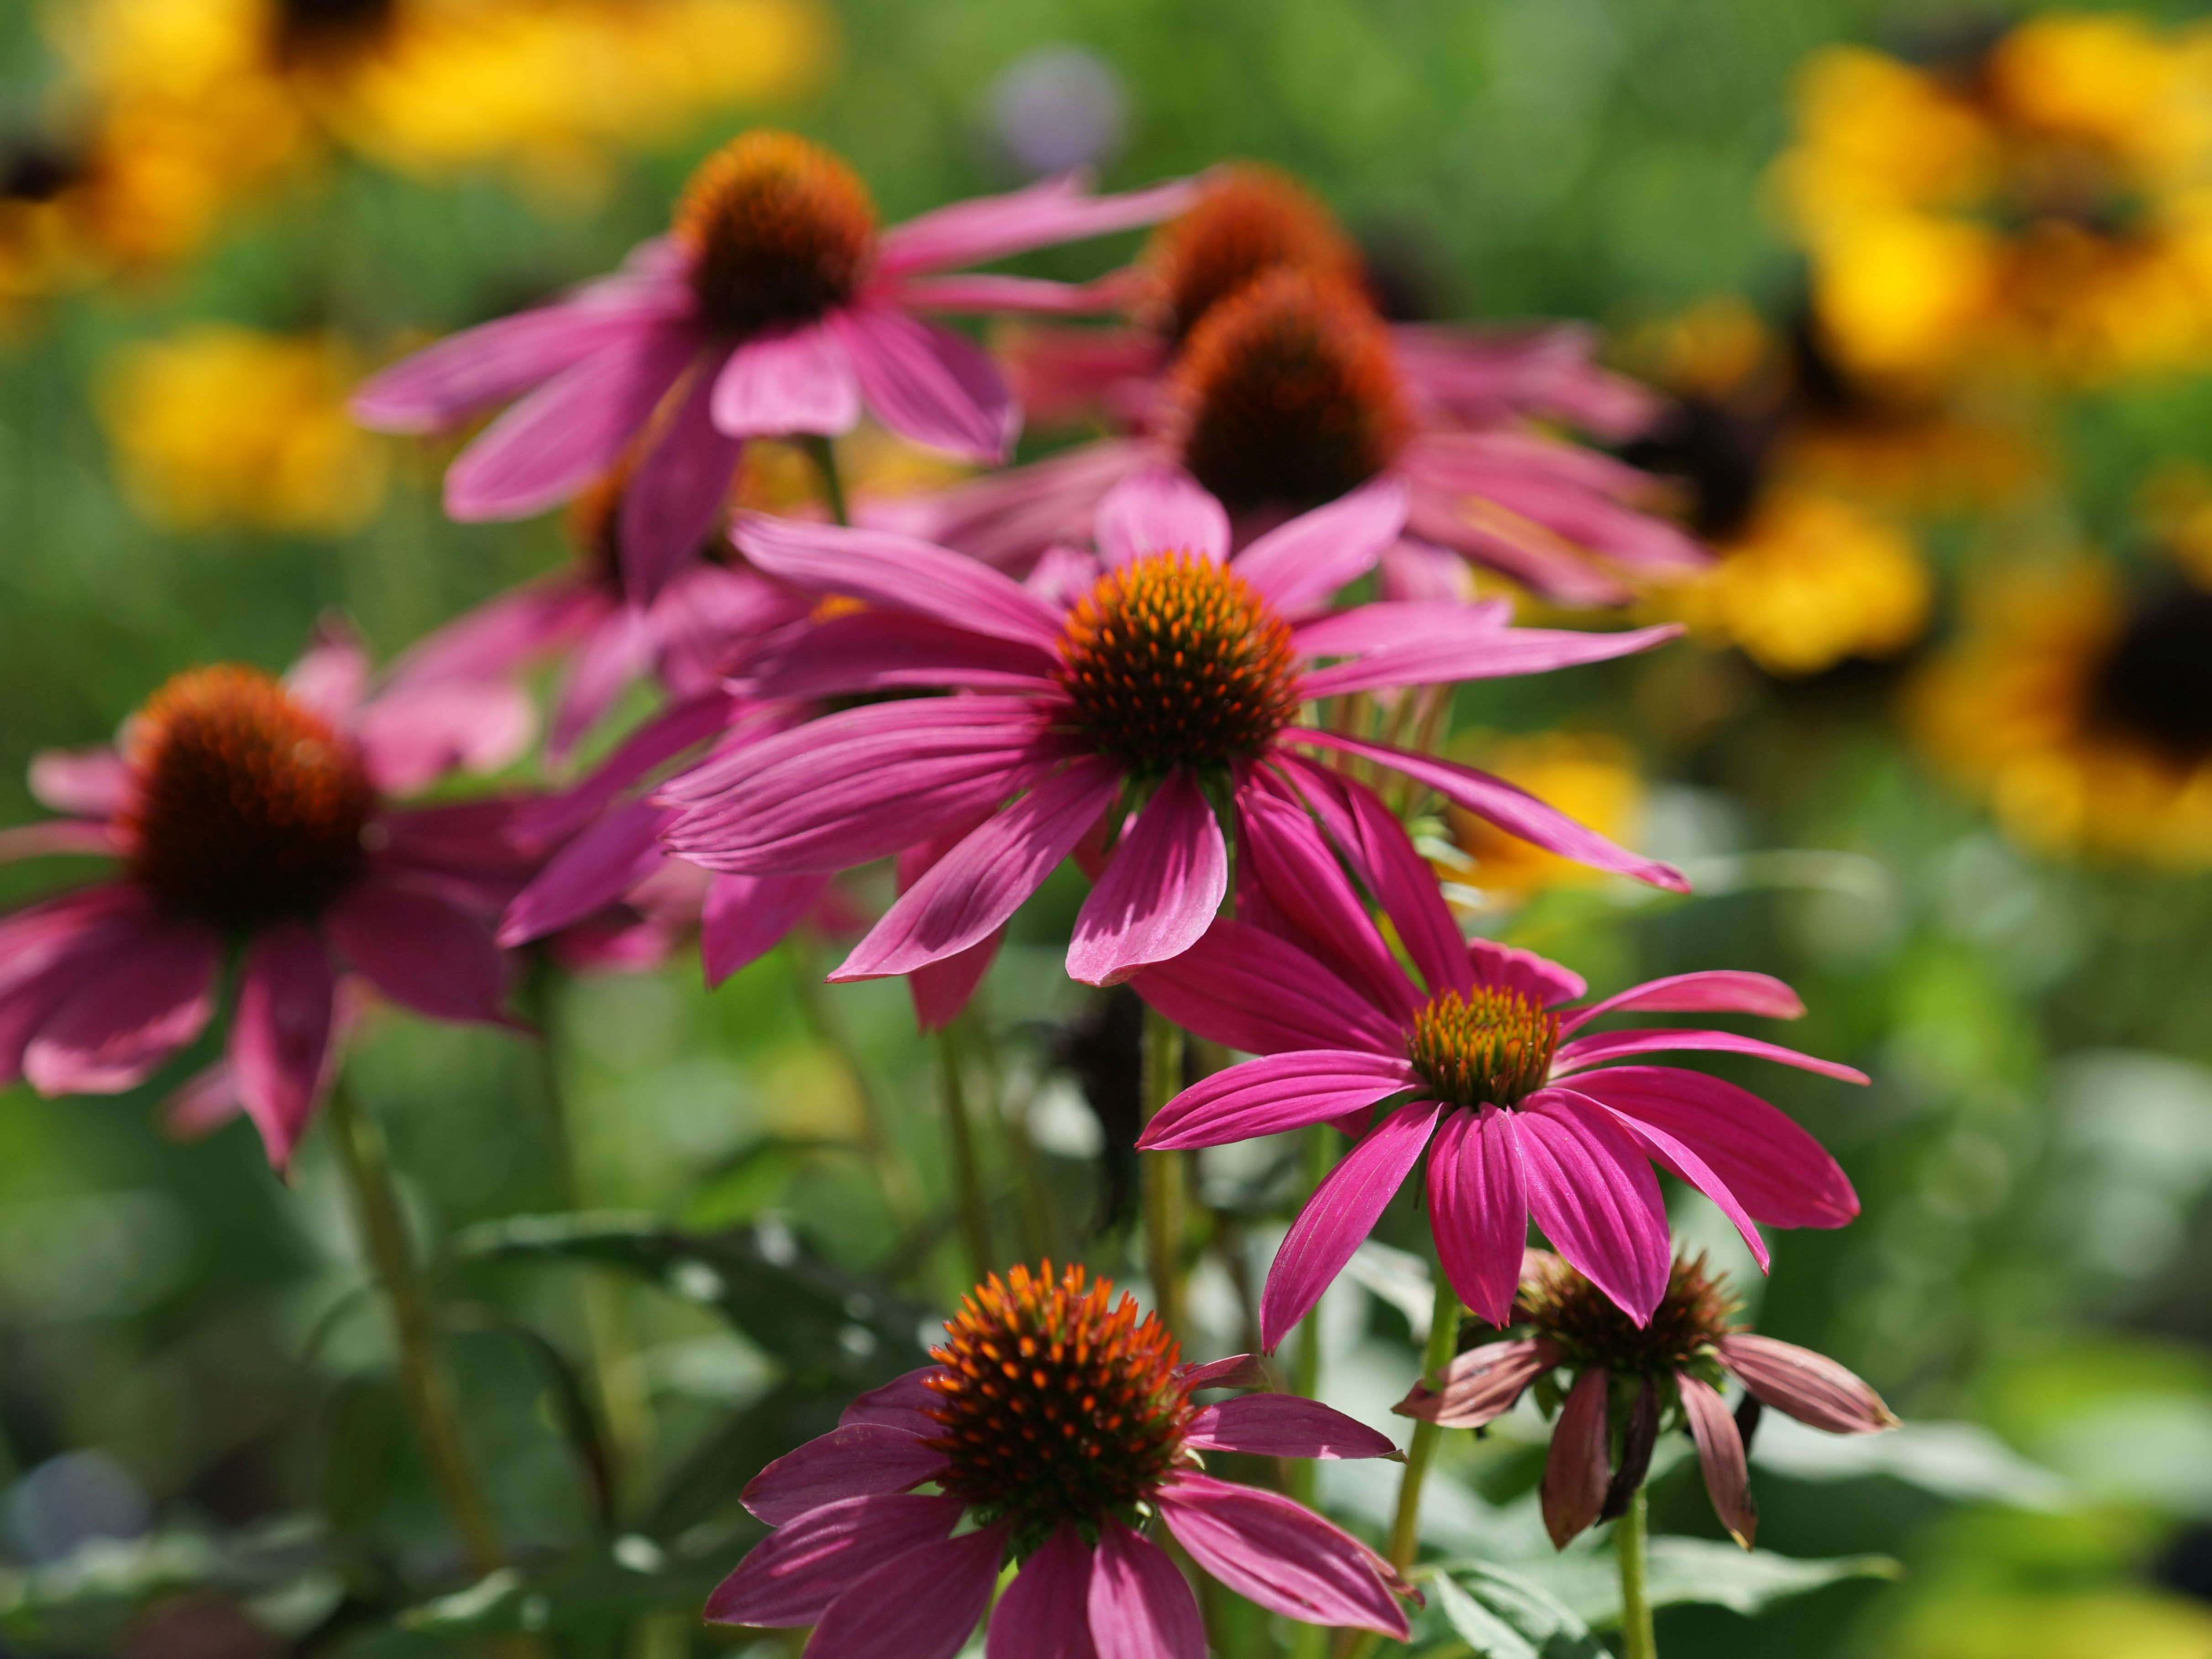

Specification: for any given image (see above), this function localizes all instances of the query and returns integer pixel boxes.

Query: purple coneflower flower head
[352,129,1194,602]
[0,626,545,1170]
[658,466,1684,997]
[708,1261,1416,1658]
[1133,810,1862,1344]
[1398,1251,1897,1550]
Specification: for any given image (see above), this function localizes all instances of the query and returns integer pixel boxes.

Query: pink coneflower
[1399,1251,1896,1549]
[0,628,543,1170]
[708,1261,1415,1656]
[875,269,1699,604]
[1133,806,1862,1345]
[659,466,1685,993]
[352,130,1193,602]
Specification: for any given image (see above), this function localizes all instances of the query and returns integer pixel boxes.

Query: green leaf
[682,1135,863,1229]
[1508,1538,1901,1627]
[398,1539,723,1638]
[1430,1564,1607,1659]
[1428,1569,1539,1659]
[0,1519,342,1650]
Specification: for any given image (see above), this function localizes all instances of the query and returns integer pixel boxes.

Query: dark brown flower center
[673,131,876,340]
[1519,1252,1738,1375]
[1145,165,1364,343]
[1407,987,1558,1109]
[1056,550,1300,776]
[126,666,375,928]
[923,1263,1190,1548]
[2088,583,2212,762]
[1169,270,1410,516]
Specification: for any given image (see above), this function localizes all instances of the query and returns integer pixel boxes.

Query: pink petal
[385,576,608,697]
[1232,478,1411,616]
[1180,1354,1271,1392]
[1088,1519,1205,1659]
[833,757,1122,979]
[909,928,1003,1031]
[806,1523,1006,1659]
[1182,1395,1399,1461]
[1397,1335,1560,1429]
[1069,772,1227,986]
[1428,1106,1529,1328]
[839,1367,943,1434]
[878,173,1196,277]
[701,871,828,988]
[1138,1051,1419,1151]
[712,321,861,438]
[740,1422,949,1527]
[1514,1091,1671,1324]
[535,689,750,837]
[27,748,132,819]
[1552,1028,1868,1085]
[1541,1367,1611,1549]
[550,608,656,764]
[1378,537,1479,603]
[1681,1373,1756,1548]
[892,271,1125,315]
[1261,1101,1443,1350]
[708,1492,966,1628]
[833,304,1018,463]
[1438,466,1707,573]
[1290,598,1512,660]
[1235,784,1421,1019]
[1401,491,1631,607]
[500,801,673,947]
[1714,1335,1897,1435]
[862,436,1148,573]
[1559,970,1807,1033]
[326,880,511,1025]
[445,321,699,520]
[284,618,372,723]
[1159,1473,1409,1637]
[1132,917,1403,1058]
[1095,466,1229,569]
[618,357,745,604]
[0,822,121,863]
[1299,622,1681,701]
[230,921,336,1172]
[165,1060,242,1140]
[22,914,220,1095]
[351,299,673,432]
[356,680,538,796]
[1569,1088,1769,1271]
[1466,938,1588,1006]
[736,611,1060,704]
[988,1524,1098,1659]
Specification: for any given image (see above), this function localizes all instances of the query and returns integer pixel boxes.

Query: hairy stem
[1139,1005,1187,1336]
[1617,1483,1657,1659]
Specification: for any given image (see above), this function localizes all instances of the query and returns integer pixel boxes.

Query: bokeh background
[7,1,2212,1655]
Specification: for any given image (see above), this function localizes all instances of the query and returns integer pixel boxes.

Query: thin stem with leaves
[1139,1004,1187,1336]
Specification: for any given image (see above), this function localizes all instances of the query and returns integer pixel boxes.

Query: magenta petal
[1095,466,1229,569]
[833,304,1019,463]
[230,921,336,1172]
[989,1524,1098,1659]
[1233,477,1410,615]
[1514,1091,1671,1324]
[27,748,132,819]
[1714,1335,1896,1435]
[1236,784,1421,1019]
[909,927,1003,1031]
[1541,1367,1611,1549]
[702,871,829,988]
[1559,970,1807,1032]
[1681,1374,1756,1548]
[712,321,861,438]
[1299,621,1681,701]
[1068,771,1227,986]
[1467,938,1588,1006]
[1261,1101,1443,1350]
[1181,1396,1399,1461]
[878,173,1196,277]
[352,301,667,432]
[707,1493,966,1628]
[356,679,538,796]
[1427,1106,1529,1328]
[550,609,655,763]
[833,757,1122,980]
[1398,1335,1560,1429]
[284,619,372,723]
[838,1367,942,1434]
[1571,1088,1769,1271]
[1290,600,1512,660]
[618,359,745,604]
[326,881,510,1026]
[737,609,1060,702]
[22,915,220,1095]
[500,801,674,947]
[1139,1051,1418,1151]
[804,1523,1005,1659]
[1089,1519,1205,1659]
[1179,1354,1271,1392]
[386,576,607,699]
[1158,1473,1409,1638]
[1552,1027,1869,1084]
[740,1423,949,1527]
[1132,917,1404,1057]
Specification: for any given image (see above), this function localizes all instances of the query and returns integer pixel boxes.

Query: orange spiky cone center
[1406,986,1560,1109]
[674,131,877,340]
[1146,164,1365,342]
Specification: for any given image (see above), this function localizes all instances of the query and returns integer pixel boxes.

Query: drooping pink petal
[1396,1335,1561,1429]
[988,1523,1098,1659]
[1282,728,1689,892]
[445,321,701,520]
[356,679,538,796]
[1377,537,1478,603]
[351,299,676,432]
[803,1523,1006,1659]
[0,886,154,1060]
[26,748,132,819]
[740,1423,949,1527]
[22,914,220,1095]
[1298,622,1680,701]
[1680,1374,1756,1548]
[1466,938,1587,1006]
[1260,1101,1443,1350]
[1236,785,1422,1020]
[1233,478,1411,616]
[529,689,749,839]
[1289,599,1512,661]
[1541,1367,1611,1549]
[736,609,1060,703]
[549,609,656,765]
[1391,327,1661,442]
[384,576,609,698]
[284,618,372,723]
[229,921,336,1172]
[1559,970,1807,1032]
[1179,1354,1271,1392]
[501,801,673,947]
[1513,1091,1671,1324]
[1088,1518,1205,1659]
[165,1060,242,1140]
[325,880,511,1025]
[861,436,1148,574]
[1138,1051,1420,1151]
[708,1492,966,1628]
[1159,1473,1409,1637]
[839,1367,942,1434]
[833,757,1122,979]
[1714,1335,1897,1435]
[832,304,1018,464]
[892,271,1125,314]
[1427,1106,1529,1328]
[1069,771,1227,986]
[909,928,1003,1031]
[878,173,1196,277]
[1181,1395,1400,1461]
[1567,1088,1769,1271]
[712,321,862,439]
[1131,917,1405,1058]
[1431,464,1707,573]
[1401,490,1632,607]
[618,359,746,604]
[1552,1028,1868,1084]
[0,822,121,863]
[702,871,830,988]
[1095,466,1229,569]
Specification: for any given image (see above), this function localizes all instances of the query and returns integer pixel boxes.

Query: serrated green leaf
[1509,1538,1901,1627]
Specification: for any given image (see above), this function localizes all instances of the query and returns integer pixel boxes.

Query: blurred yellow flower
[1773,14,2212,386]
[1432,733,1644,910]
[99,324,388,534]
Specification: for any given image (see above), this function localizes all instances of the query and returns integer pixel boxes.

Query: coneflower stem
[938,1023,996,1279]
[803,434,850,527]
[1617,1484,1657,1659]
[1139,1006,1187,1336]
[326,1076,504,1577]
[1286,1126,1337,1504]
[787,936,923,1236]
[1384,1273,1461,1574]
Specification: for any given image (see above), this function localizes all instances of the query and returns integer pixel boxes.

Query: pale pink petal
[356,680,537,796]
[740,1423,949,1527]
[1714,1335,1897,1435]
[1260,1101,1443,1350]
[229,921,336,1172]
[1541,1367,1611,1549]
[1680,1374,1756,1548]
[1181,1396,1399,1461]
[1401,489,1632,607]
[737,610,1060,703]
[1434,466,1706,573]
[879,173,1196,276]
[618,358,746,604]
[892,271,1125,315]
[833,304,1018,463]
[1232,478,1411,615]
[1236,784,1421,1020]
[1095,466,1229,569]
[0,822,121,863]
[1552,1028,1868,1084]
[500,802,673,947]
[862,436,1148,574]
[1466,938,1588,1006]
[1514,1091,1671,1324]
[1138,1051,1419,1151]
[1559,970,1807,1032]
[1396,1335,1560,1429]
[385,576,608,696]
[708,1493,965,1627]
[326,880,510,1025]
[805,1524,1006,1659]
[351,300,673,432]
[1290,599,1512,660]
[284,617,372,723]
[27,748,132,819]
[1131,917,1404,1057]
[702,870,828,987]
[1568,1088,1769,1271]
[840,1368,943,1433]
[988,1524,1098,1659]
[1299,623,1681,701]
[1428,1106,1529,1328]
[1159,1473,1409,1636]
[1088,1519,1204,1659]
[1069,772,1227,986]
[712,321,862,438]
[23,916,220,1095]
[164,1060,242,1140]
[1378,537,1478,603]
[833,757,1122,979]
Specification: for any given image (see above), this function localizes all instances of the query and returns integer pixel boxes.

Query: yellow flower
[1909,555,2212,867]
[98,324,388,534]
[1432,733,1644,909]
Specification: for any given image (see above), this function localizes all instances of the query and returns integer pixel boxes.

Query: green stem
[325,1077,505,1576]
[1386,1275,1462,1572]
[1139,1006,1186,1336]
[803,434,850,527]
[968,1015,1055,1265]
[1285,1126,1337,1508]
[938,1023,995,1280]
[1617,1484,1657,1659]
[787,937,924,1235]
